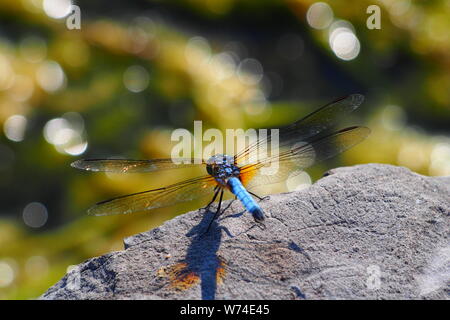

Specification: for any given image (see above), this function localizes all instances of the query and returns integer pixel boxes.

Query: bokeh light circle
[123,65,150,93]
[237,58,263,85]
[0,261,15,288]
[43,0,72,19]
[22,202,48,228]
[3,115,27,142]
[286,171,312,191]
[329,25,361,61]
[36,61,66,92]
[307,2,334,30]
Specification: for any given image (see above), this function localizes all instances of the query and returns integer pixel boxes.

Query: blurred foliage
[0,0,449,299]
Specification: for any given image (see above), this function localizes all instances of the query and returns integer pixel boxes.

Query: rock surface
[41,164,449,300]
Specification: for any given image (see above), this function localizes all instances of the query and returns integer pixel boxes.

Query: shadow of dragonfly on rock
[158,207,236,300]
[157,204,310,300]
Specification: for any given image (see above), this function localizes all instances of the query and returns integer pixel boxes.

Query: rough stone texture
[41,164,449,300]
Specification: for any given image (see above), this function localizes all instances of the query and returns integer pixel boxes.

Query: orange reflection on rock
[158,262,200,290]
[158,256,227,291]
[216,256,227,285]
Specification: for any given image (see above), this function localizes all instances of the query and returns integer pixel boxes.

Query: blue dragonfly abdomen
[227,177,265,222]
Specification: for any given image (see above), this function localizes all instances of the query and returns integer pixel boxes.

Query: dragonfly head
[206,154,239,181]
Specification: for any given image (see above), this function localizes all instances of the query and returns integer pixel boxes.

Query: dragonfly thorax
[206,154,240,185]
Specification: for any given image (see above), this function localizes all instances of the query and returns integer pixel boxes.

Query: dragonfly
[71,94,370,229]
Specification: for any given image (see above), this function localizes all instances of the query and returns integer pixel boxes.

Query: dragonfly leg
[255,219,266,230]
[248,191,270,202]
[205,189,224,233]
[203,186,220,212]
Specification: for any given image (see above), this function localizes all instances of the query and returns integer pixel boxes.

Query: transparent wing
[87,175,218,216]
[71,158,205,173]
[235,94,365,166]
[239,126,370,191]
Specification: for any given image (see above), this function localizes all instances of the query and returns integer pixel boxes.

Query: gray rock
[41,164,449,300]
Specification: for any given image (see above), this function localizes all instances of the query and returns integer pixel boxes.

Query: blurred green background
[0,0,449,299]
